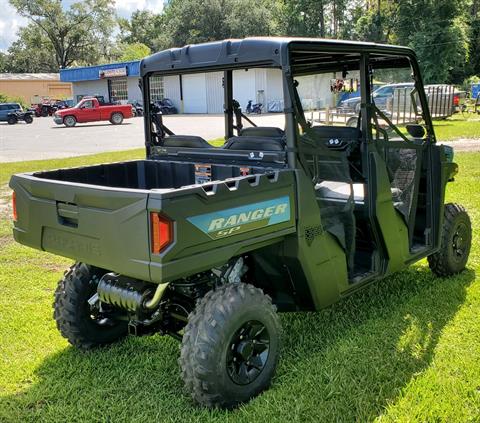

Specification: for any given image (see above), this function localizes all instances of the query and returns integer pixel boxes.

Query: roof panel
[60,61,140,82]
[140,37,415,75]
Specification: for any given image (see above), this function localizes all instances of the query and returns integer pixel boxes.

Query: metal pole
[224,70,233,139]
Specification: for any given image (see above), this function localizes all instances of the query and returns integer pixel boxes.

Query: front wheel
[53,263,128,350]
[428,203,472,276]
[180,283,281,409]
[7,115,17,125]
[24,114,33,124]
[110,112,124,125]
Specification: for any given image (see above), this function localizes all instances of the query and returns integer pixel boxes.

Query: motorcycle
[246,100,262,114]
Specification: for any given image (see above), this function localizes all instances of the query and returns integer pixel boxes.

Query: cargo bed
[10,160,296,283]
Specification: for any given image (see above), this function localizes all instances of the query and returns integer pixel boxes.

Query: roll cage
[140,37,436,162]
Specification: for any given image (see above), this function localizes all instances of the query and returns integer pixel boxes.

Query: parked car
[340,83,414,112]
[0,103,33,124]
[53,97,133,127]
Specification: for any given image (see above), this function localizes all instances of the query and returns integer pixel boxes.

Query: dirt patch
[443,138,480,152]
[0,185,12,217]
[0,235,13,249]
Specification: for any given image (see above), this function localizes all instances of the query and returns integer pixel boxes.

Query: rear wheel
[53,262,128,350]
[110,112,123,125]
[24,114,33,124]
[63,115,76,127]
[180,283,281,409]
[7,115,17,125]
[428,203,472,276]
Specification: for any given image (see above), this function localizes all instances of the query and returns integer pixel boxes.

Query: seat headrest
[223,136,285,151]
[162,135,212,148]
[240,126,285,138]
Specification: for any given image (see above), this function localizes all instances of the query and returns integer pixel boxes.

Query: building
[60,60,287,113]
[60,61,142,106]
[0,73,72,104]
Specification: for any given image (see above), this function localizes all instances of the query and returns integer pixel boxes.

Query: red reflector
[453,95,459,106]
[150,212,172,254]
[12,191,17,222]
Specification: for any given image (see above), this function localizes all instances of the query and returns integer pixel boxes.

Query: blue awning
[60,61,141,82]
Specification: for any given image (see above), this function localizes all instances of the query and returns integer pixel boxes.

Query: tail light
[150,212,173,254]
[12,191,17,222]
[453,95,460,106]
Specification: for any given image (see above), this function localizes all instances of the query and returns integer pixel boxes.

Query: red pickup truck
[53,97,133,127]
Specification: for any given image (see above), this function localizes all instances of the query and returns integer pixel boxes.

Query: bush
[0,93,28,110]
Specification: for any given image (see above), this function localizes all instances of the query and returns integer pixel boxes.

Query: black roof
[140,37,416,76]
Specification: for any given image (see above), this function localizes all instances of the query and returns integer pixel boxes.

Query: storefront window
[150,76,165,101]
[109,78,128,102]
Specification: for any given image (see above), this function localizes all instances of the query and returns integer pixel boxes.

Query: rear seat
[163,135,212,148]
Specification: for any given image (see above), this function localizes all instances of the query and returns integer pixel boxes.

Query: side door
[76,100,100,122]
[360,53,436,273]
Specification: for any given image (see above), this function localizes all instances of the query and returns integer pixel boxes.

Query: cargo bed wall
[148,170,297,283]
[33,160,268,190]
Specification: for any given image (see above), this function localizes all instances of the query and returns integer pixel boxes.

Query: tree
[118,10,163,52]
[122,0,280,51]
[9,0,116,69]
[5,24,58,72]
[117,43,151,61]
[393,0,470,83]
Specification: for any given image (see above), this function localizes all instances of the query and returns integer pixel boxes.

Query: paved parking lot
[1,114,478,163]
[0,113,285,162]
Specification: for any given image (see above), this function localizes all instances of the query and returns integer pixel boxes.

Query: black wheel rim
[452,222,469,262]
[226,320,270,385]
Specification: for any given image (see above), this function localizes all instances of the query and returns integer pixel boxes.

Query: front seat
[239,126,285,138]
[223,136,285,151]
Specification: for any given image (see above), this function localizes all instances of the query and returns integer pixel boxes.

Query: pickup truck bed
[10,160,296,284]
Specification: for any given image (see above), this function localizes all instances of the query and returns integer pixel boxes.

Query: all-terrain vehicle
[9,38,471,409]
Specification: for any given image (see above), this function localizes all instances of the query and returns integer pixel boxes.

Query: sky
[0,0,165,52]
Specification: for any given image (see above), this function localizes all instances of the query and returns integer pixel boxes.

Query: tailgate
[10,174,150,281]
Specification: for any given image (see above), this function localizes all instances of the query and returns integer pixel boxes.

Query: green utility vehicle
[10,38,471,408]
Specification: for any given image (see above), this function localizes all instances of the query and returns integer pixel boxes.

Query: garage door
[206,72,224,114]
[183,74,207,113]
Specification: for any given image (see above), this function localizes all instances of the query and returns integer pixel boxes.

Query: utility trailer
[10,38,471,408]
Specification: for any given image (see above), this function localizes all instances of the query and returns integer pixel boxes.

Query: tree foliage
[116,43,151,62]
[9,0,116,69]
[3,0,480,85]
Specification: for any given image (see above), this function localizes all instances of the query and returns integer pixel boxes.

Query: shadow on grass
[0,267,474,422]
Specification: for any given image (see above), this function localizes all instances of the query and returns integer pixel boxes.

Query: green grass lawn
[434,114,480,141]
[0,151,479,422]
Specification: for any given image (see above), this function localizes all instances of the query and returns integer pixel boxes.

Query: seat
[240,126,285,138]
[310,126,360,140]
[163,135,211,148]
[223,136,285,151]
[315,181,365,205]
